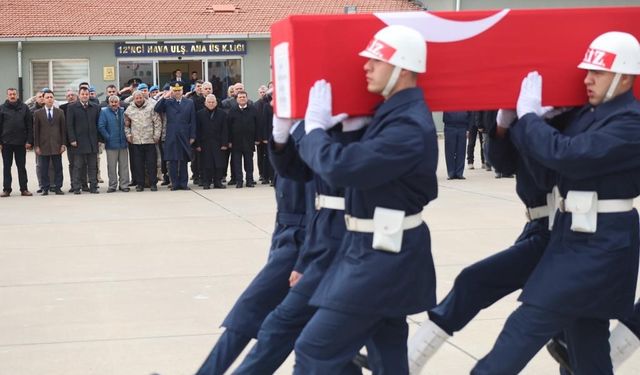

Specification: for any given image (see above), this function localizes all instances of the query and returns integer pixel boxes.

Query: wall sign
[115,42,247,57]
[103,66,115,81]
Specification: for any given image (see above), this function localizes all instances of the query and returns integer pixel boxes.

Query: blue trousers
[472,303,612,375]
[444,125,467,178]
[294,308,408,375]
[38,154,63,191]
[169,160,188,189]
[233,290,315,374]
[196,225,301,374]
[429,220,548,335]
[195,329,252,375]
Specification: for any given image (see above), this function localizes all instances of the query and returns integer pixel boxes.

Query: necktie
[47,109,52,122]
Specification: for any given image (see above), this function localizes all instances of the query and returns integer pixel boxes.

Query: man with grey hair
[202,81,213,96]
[98,95,130,192]
[257,85,267,99]
[125,90,162,192]
[195,93,228,189]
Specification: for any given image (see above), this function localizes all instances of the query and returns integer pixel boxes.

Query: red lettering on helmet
[365,38,396,60]
[582,48,616,69]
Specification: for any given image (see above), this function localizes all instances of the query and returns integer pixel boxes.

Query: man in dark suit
[154,82,196,190]
[254,88,274,184]
[196,94,228,189]
[60,89,87,192]
[227,90,258,188]
[33,89,66,195]
[66,86,100,194]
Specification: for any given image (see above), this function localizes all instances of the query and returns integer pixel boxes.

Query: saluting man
[154,81,196,190]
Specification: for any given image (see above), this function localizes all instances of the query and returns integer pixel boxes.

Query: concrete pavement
[0,142,639,375]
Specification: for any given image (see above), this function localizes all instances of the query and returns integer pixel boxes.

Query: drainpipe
[17,42,23,98]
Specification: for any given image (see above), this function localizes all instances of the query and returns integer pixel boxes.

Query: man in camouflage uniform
[124,90,162,191]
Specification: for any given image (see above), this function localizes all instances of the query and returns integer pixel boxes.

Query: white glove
[304,80,348,134]
[516,71,552,118]
[496,109,517,129]
[342,116,372,132]
[272,115,292,144]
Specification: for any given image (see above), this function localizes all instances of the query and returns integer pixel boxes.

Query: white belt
[525,205,549,221]
[547,186,634,230]
[558,197,634,213]
[315,194,345,211]
[344,212,423,233]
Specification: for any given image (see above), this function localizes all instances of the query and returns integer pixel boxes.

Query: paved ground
[1,141,639,375]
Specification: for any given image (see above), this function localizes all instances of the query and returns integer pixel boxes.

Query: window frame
[30,58,90,98]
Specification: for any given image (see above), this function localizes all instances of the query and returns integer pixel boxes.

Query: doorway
[207,59,242,100]
[157,60,203,91]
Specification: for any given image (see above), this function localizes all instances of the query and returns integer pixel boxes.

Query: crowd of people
[0,77,274,196]
[441,110,514,180]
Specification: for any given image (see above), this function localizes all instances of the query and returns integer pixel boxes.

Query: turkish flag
[271,7,640,118]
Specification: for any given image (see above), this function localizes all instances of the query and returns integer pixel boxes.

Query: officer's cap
[170,81,183,91]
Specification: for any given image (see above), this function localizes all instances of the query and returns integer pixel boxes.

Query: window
[31,59,89,98]
[118,61,154,89]
[207,59,242,100]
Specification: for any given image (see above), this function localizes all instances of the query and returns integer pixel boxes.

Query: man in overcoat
[33,89,66,195]
[66,86,100,194]
[154,82,196,190]
[227,91,258,188]
[195,94,228,189]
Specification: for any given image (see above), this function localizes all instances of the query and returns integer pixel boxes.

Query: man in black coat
[196,94,228,189]
[254,89,274,184]
[60,89,88,192]
[66,86,100,194]
[227,91,258,188]
[0,88,33,196]
[189,80,206,185]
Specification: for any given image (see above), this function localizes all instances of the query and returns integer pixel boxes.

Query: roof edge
[0,32,271,43]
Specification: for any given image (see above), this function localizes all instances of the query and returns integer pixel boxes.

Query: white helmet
[577,31,640,75]
[359,25,427,73]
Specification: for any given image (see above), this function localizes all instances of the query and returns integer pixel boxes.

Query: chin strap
[381,65,403,97]
[604,73,622,102]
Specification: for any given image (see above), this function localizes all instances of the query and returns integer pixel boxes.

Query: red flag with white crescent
[271,7,640,118]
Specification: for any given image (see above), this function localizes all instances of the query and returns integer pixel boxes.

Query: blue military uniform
[154,88,196,189]
[293,87,438,374]
[467,111,485,168]
[194,170,315,375]
[233,123,370,374]
[473,90,640,375]
[429,122,552,334]
[442,111,470,179]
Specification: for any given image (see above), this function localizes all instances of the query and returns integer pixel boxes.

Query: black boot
[546,338,573,374]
